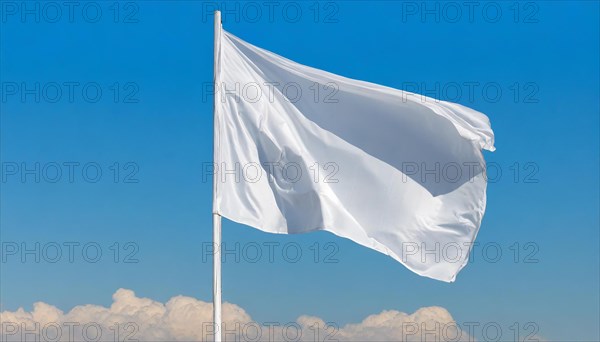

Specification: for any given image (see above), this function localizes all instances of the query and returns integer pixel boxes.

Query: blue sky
[1,1,598,341]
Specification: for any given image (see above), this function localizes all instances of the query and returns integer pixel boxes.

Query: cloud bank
[1,289,473,341]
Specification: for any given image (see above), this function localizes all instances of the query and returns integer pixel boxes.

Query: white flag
[213,30,495,282]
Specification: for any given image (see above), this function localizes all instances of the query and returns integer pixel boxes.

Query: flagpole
[213,9,222,342]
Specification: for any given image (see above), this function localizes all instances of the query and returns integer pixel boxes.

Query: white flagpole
[213,10,222,342]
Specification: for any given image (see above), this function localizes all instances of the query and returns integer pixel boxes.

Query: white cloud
[0,288,475,341]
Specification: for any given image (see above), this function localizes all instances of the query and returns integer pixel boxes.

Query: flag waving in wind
[213,28,495,282]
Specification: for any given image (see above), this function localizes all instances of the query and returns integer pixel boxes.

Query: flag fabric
[213,29,495,282]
